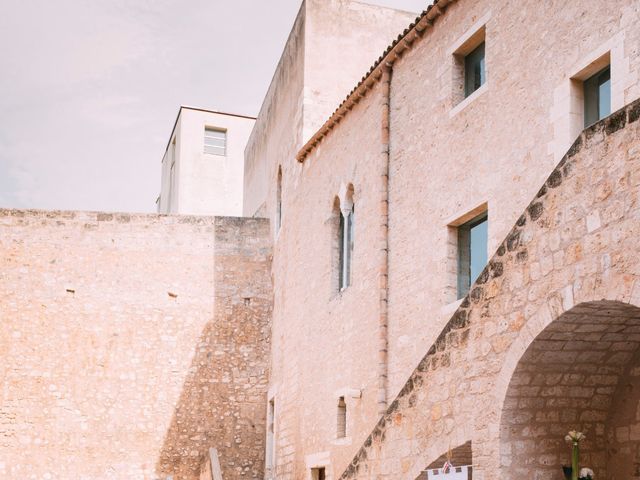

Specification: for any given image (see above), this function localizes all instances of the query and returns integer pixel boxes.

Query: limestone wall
[335,99,640,479]
[0,211,271,480]
[269,1,640,478]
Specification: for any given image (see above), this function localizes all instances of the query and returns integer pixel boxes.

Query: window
[337,397,347,439]
[583,65,611,127]
[266,399,276,474]
[464,42,486,97]
[168,137,177,211]
[338,201,354,291]
[457,212,488,299]
[450,17,488,107]
[311,468,326,480]
[276,167,282,233]
[204,127,226,156]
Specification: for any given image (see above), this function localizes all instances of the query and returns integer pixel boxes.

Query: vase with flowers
[562,431,594,480]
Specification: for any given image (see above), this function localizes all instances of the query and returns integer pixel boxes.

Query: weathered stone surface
[336,101,640,480]
[0,213,272,480]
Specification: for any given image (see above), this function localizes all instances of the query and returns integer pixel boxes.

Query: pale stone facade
[158,107,255,217]
[260,0,640,479]
[242,0,418,219]
[0,212,271,479]
[3,1,640,480]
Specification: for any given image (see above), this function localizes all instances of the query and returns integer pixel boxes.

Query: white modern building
[157,106,255,216]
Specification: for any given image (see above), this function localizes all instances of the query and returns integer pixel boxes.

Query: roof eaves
[296,0,455,163]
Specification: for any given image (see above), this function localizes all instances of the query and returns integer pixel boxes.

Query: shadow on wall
[155,217,272,480]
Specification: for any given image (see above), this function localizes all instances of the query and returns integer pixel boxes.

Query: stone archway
[499,300,640,479]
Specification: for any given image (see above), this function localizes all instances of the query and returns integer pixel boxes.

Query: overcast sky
[0,0,425,213]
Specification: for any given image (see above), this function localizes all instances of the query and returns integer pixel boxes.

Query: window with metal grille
[204,127,226,156]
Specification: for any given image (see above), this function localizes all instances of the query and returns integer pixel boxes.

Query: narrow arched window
[338,186,354,290]
[337,396,347,438]
[276,166,282,233]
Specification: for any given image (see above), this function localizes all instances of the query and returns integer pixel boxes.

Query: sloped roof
[296,0,455,162]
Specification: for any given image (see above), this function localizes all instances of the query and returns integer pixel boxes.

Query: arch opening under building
[500,300,640,479]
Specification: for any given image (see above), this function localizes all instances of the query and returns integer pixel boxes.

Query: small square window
[311,468,326,480]
[451,22,487,107]
[204,127,226,156]
[337,397,347,439]
[457,212,488,299]
[583,66,611,127]
[464,42,486,98]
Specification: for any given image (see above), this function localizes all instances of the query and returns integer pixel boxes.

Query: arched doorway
[500,300,640,479]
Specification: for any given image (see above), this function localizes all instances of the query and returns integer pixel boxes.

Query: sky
[0,0,426,213]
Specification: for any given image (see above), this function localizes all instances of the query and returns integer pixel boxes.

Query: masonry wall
[242,0,417,221]
[385,0,640,399]
[269,1,640,479]
[0,211,271,480]
[335,94,640,480]
[242,2,306,219]
[271,81,387,480]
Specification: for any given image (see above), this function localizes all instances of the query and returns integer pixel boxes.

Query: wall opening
[500,301,640,479]
[447,205,488,301]
[266,398,276,477]
[203,126,227,156]
[569,52,611,139]
[311,467,326,480]
[452,23,487,106]
[276,166,282,233]
[331,185,355,294]
[583,65,611,127]
[337,397,347,439]
[168,137,177,212]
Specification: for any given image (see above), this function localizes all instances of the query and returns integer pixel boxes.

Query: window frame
[276,167,283,234]
[336,396,347,439]
[338,203,354,291]
[203,126,227,156]
[464,41,486,98]
[449,13,490,110]
[456,212,488,299]
[583,65,611,128]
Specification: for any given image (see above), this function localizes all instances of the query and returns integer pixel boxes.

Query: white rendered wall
[159,108,255,216]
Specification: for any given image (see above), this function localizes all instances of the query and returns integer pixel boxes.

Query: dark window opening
[338,202,354,291]
[584,65,611,127]
[276,167,282,232]
[464,42,486,97]
[457,212,488,299]
[312,467,326,480]
[337,396,347,438]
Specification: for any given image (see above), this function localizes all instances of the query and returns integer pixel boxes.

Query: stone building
[2,1,640,480]
[256,0,640,479]
[157,107,256,216]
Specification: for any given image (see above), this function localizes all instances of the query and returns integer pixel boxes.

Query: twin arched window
[335,185,355,291]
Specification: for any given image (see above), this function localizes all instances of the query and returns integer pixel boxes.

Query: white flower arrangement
[579,468,594,480]
[563,431,592,480]
[565,430,586,443]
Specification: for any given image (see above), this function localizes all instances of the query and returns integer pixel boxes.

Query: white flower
[579,467,594,479]
[565,430,586,443]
